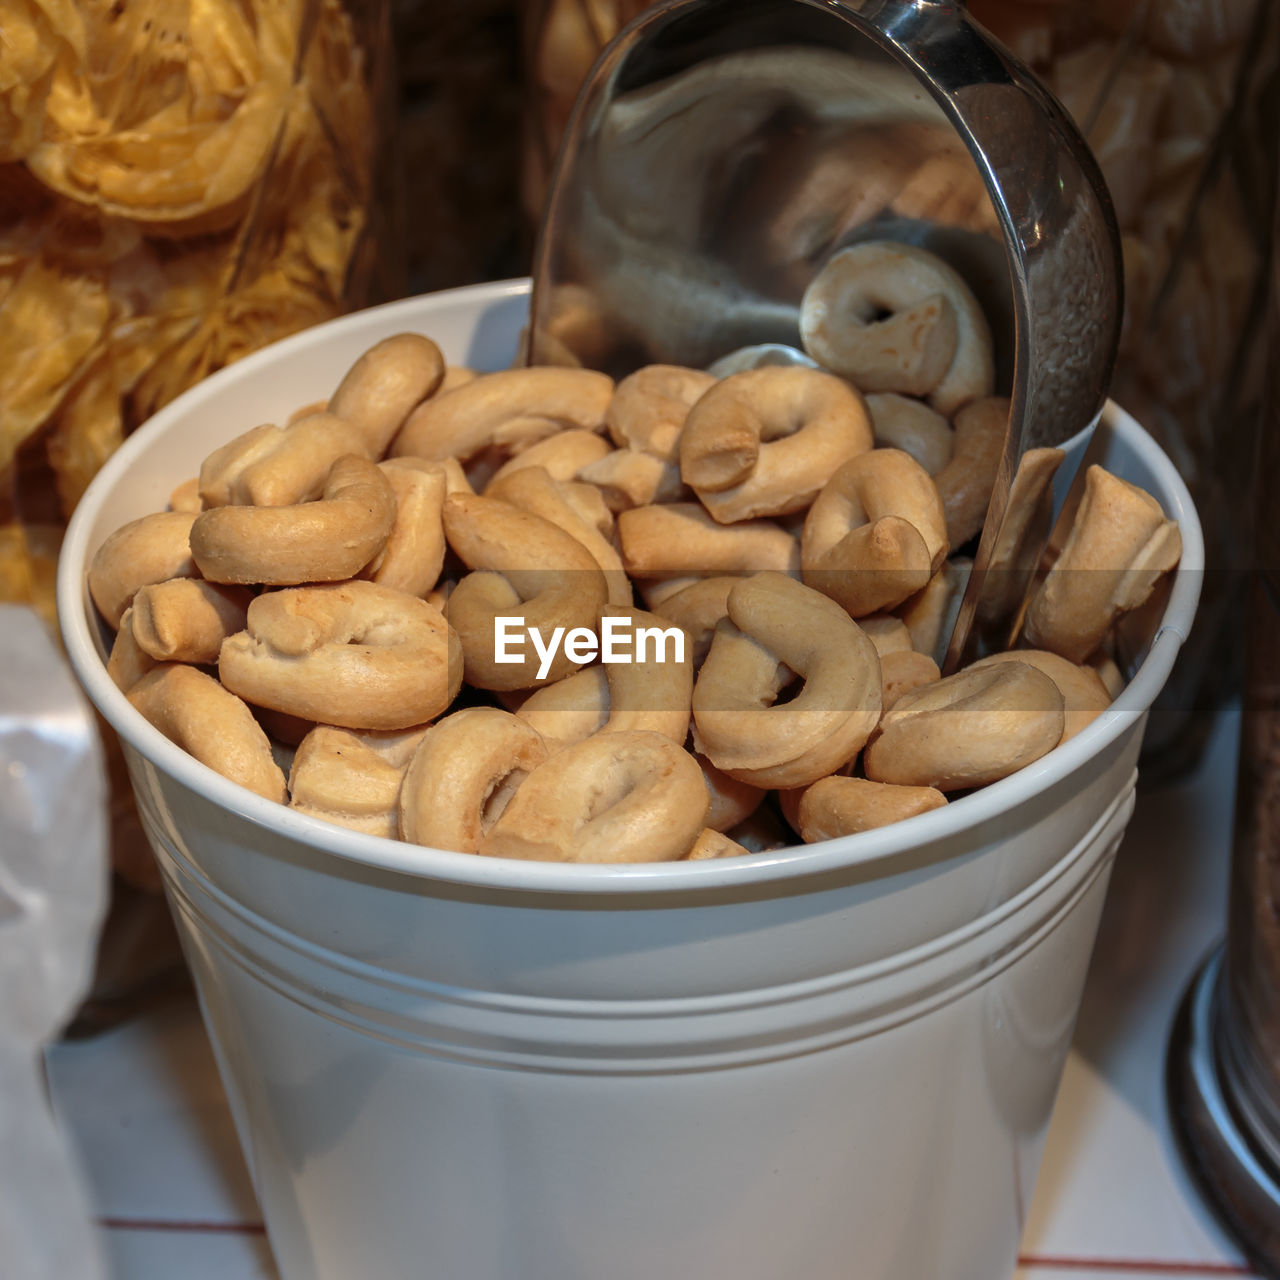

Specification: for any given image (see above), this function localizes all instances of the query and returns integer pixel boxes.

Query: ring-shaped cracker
[88,510,198,628]
[392,367,613,465]
[684,829,751,860]
[398,708,549,852]
[968,649,1111,743]
[865,393,954,475]
[579,448,686,511]
[328,333,446,455]
[514,666,610,751]
[801,448,949,616]
[219,580,462,730]
[679,366,873,522]
[649,576,736,667]
[290,725,428,839]
[128,664,287,802]
[864,660,1064,790]
[933,395,1008,549]
[691,572,882,788]
[360,459,450,598]
[486,429,613,488]
[795,776,947,842]
[478,730,708,863]
[442,492,608,689]
[130,578,251,664]
[800,241,994,414]
[1022,465,1182,664]
[190,454,396,586]
[595,605,693,743]
[618,502,800,581]
[198,412,371,510]
[485,467,631,606]
[896,556,972,666]
[697,753,765,832]
[879,649,941,712]
[107,607,156,692]
[606,364,717,461]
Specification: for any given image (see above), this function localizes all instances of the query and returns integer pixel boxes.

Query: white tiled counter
[45,707,1256,1280]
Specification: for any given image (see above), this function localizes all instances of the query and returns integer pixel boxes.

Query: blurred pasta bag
[0,607,109,1280]
[0,1,395,1022]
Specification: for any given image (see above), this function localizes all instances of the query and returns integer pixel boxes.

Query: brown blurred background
[394,0,527,293]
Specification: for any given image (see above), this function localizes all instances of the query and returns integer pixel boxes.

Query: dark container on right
[1167,119,1280,1274]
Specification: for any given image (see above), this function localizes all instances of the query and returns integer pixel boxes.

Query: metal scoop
[527,0,1123,670]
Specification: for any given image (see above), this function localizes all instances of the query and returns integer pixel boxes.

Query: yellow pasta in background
[0,0,388,557]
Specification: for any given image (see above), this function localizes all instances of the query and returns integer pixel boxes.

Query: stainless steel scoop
[527,0,1123,670]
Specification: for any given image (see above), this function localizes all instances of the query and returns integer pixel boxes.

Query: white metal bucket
[58,280,1203,1280]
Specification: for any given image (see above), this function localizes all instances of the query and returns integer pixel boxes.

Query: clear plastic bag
[0,606,109,1279]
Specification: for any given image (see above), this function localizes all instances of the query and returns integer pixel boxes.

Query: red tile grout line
[1017,1257,1255,1276]
[92,1225,1258,1276]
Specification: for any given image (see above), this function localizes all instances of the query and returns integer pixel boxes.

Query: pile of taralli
[88,242,1183,863]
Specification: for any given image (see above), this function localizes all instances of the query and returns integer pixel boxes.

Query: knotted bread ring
[800,241,995,414]
[88,510,198,628]
[649,576,735,667]
[128,664,287,802]
[392,367,613,465]
[289,725,428,839]
[485,466,631,606]
[972,445,1064,632]
[684,829,750,860]
[793,776,947,842]
[485,429,612,487]
[692,573,882,788]
[399,707,549,852]
[801,447,949,616]
[897,556,972,666]
[219,580,462,730]
[578,448,686,511]
[880,649,941,712]
[327,333,446,455]
[129,578,251,664]
[168,477,202,513]
[479,730,709,863]
[107,608,156,692]
[859,613,914,656]
[197,412,370,509]
[360,458,449,598]
[697,753,765,832]
[967,649,1111,744]
[865,393,954,475]
[190,454,396,586]
[618,502,800,581]
[442,492,608,689]
[864,660,1065,790]
[594,605,693,743]
[679,366,874,522]
[513,666,609,751]
[1023,465,1183,664]
[607,364,717,460]
[509,606,692,747]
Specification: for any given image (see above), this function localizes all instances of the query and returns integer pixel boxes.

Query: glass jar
[1166,177,1280,1273]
